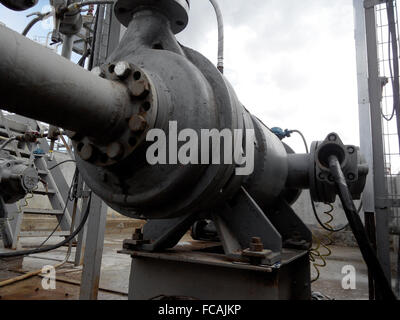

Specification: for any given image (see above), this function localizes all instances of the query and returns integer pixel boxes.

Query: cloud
[178,0,360,153]
[0,0,360,154]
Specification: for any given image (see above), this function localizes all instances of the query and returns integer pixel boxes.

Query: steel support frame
[353,0,392,286]
[126,247,311,300]
[79,193,107,300]
[78,5,118,299]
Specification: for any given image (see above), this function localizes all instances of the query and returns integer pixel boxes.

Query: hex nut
[114,61,131,79]
[250,237,264,252]
[79,143,96,162]
[129,115,147,132]
[328,134,337,142]
[107,142,124,160]
[91,66,105,78]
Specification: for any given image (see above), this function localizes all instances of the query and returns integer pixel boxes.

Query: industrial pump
[0,0,385,300]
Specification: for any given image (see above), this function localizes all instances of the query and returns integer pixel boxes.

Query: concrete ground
[0,232,398,300]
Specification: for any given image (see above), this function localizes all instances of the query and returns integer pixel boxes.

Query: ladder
[0,113,78,249]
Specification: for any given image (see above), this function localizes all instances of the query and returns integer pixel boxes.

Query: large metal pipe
[0,24,131,142]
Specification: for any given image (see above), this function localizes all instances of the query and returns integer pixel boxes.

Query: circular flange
[114,0,190,34]
[71,62,158,167]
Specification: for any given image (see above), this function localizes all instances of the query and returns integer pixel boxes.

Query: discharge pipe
[0,24,131,142]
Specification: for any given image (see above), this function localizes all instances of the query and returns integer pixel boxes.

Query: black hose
[0,193,92,259]
[22,17,41,36]
[311,200,349,233]
[36,168,78,248]
[289,129,350,232]
[328,155,397,300]
[47,159,76,171]
[290,129,309,153]
[78,49,91,67]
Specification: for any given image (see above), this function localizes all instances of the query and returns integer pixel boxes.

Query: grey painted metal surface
[115,0,190,34]
[208,0,224,73]
[79,193,107,300]
[354,0,376,213]
[0,0,372,299]
[125,244,310,300]
[353,0,392,281]
[74,178,88,266]
[0,3,367,223]
[0,24,133,142]
[61,35,74,60]
[91,4,107,66]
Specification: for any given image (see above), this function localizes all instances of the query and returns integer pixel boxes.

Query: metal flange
[114,0,190,34]
[70,62,158,167]
[309,133,368,203]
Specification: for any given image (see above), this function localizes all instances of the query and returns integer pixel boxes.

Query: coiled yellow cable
[310,203,334,282]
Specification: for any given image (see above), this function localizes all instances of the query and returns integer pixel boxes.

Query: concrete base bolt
[250,237,264,252]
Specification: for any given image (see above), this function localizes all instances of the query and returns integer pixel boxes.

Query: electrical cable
[384,0,400,122]
[78,48,91,67]
[309,203,334,282]
[328,154,397,300]
[208,0,224,73]
[289,129,309,153]
[0,191,92,259]
[88,4,100,71]
[289,129,350,232]
[288,129,343,282]
[36,168,78,249]
[47,159,76,171]
[0,188,82,288]
[311,200,349,233]
[22,11,52,37]
[22,17,41,36]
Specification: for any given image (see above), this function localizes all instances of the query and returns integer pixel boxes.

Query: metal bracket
[123,211,199,252]
[212,186,282,265]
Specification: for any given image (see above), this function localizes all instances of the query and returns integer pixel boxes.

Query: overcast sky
[0,0,360,153]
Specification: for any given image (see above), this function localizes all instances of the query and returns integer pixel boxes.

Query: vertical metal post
[48,34,74,159]
[74,177,87,266]
[354,0,376,215]
[79,193,107,300]
[397,235,400,295]
[365,211,377,299]
[107,7,122,57]
[61,34,74,60]
[354,0,392,284]
[91,4,105,67]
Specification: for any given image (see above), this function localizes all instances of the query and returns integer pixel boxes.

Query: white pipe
[209,0,224,73]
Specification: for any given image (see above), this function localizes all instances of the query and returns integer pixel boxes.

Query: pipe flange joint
[309,133,368,203]
[70,62,158,167]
